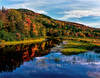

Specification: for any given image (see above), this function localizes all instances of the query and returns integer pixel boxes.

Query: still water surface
[0,39,100,78]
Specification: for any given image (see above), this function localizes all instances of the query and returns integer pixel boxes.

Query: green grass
[62,37,100,47]
[0,38,45,45]
[61,40,97,55]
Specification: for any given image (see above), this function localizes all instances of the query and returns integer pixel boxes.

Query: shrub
[0,30,15,41]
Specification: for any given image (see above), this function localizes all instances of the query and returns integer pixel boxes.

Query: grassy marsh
[61,40,98,55]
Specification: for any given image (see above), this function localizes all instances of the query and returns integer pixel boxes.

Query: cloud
[75,21,100,28]
[3,1,48,15]
[60,10,100,20]
[37,10,48,14]
[0,0,100,28]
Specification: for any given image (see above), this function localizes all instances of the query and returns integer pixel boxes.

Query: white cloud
[86,23,100,28]
[4,2,48,15]
[1,0,100,28]
[75,21,100,28]
[37,10,47,14]
[60,10,100,20]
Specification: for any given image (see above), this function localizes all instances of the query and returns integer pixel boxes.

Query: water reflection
[0,39,62,73]
[0,39,100,78]
[87,71,100,78]
[61,51,100,65]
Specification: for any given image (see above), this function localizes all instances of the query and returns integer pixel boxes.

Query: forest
[0,7,100,42]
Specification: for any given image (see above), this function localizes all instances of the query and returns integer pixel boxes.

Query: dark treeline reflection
[0,39,62,73]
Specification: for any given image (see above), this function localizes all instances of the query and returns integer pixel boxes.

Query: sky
[0,0,100,28]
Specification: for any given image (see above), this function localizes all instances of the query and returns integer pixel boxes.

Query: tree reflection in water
[0,39,100,78]
[0,39,62,73]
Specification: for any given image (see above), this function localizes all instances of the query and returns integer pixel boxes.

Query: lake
[0,39,100,78]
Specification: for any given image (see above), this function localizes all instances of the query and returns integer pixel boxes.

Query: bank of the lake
[0,38,45,45]
[63,37,100,46]
[46,37,100,55]
[61,40,99,55]
[46,36,100,46]
[0,37,100,54]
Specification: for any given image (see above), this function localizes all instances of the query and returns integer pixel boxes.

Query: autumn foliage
[0,7,100,41]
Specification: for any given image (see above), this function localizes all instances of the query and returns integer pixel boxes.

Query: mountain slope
[0,8,100,41]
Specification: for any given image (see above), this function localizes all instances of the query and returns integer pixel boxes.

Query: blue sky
[0,0,100,28]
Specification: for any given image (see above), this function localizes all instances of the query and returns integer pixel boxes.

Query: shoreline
[61,40,98,55]
[0,38,45,45]
[0,37,100,47]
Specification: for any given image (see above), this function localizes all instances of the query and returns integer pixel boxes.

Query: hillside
[0,7,100,41]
